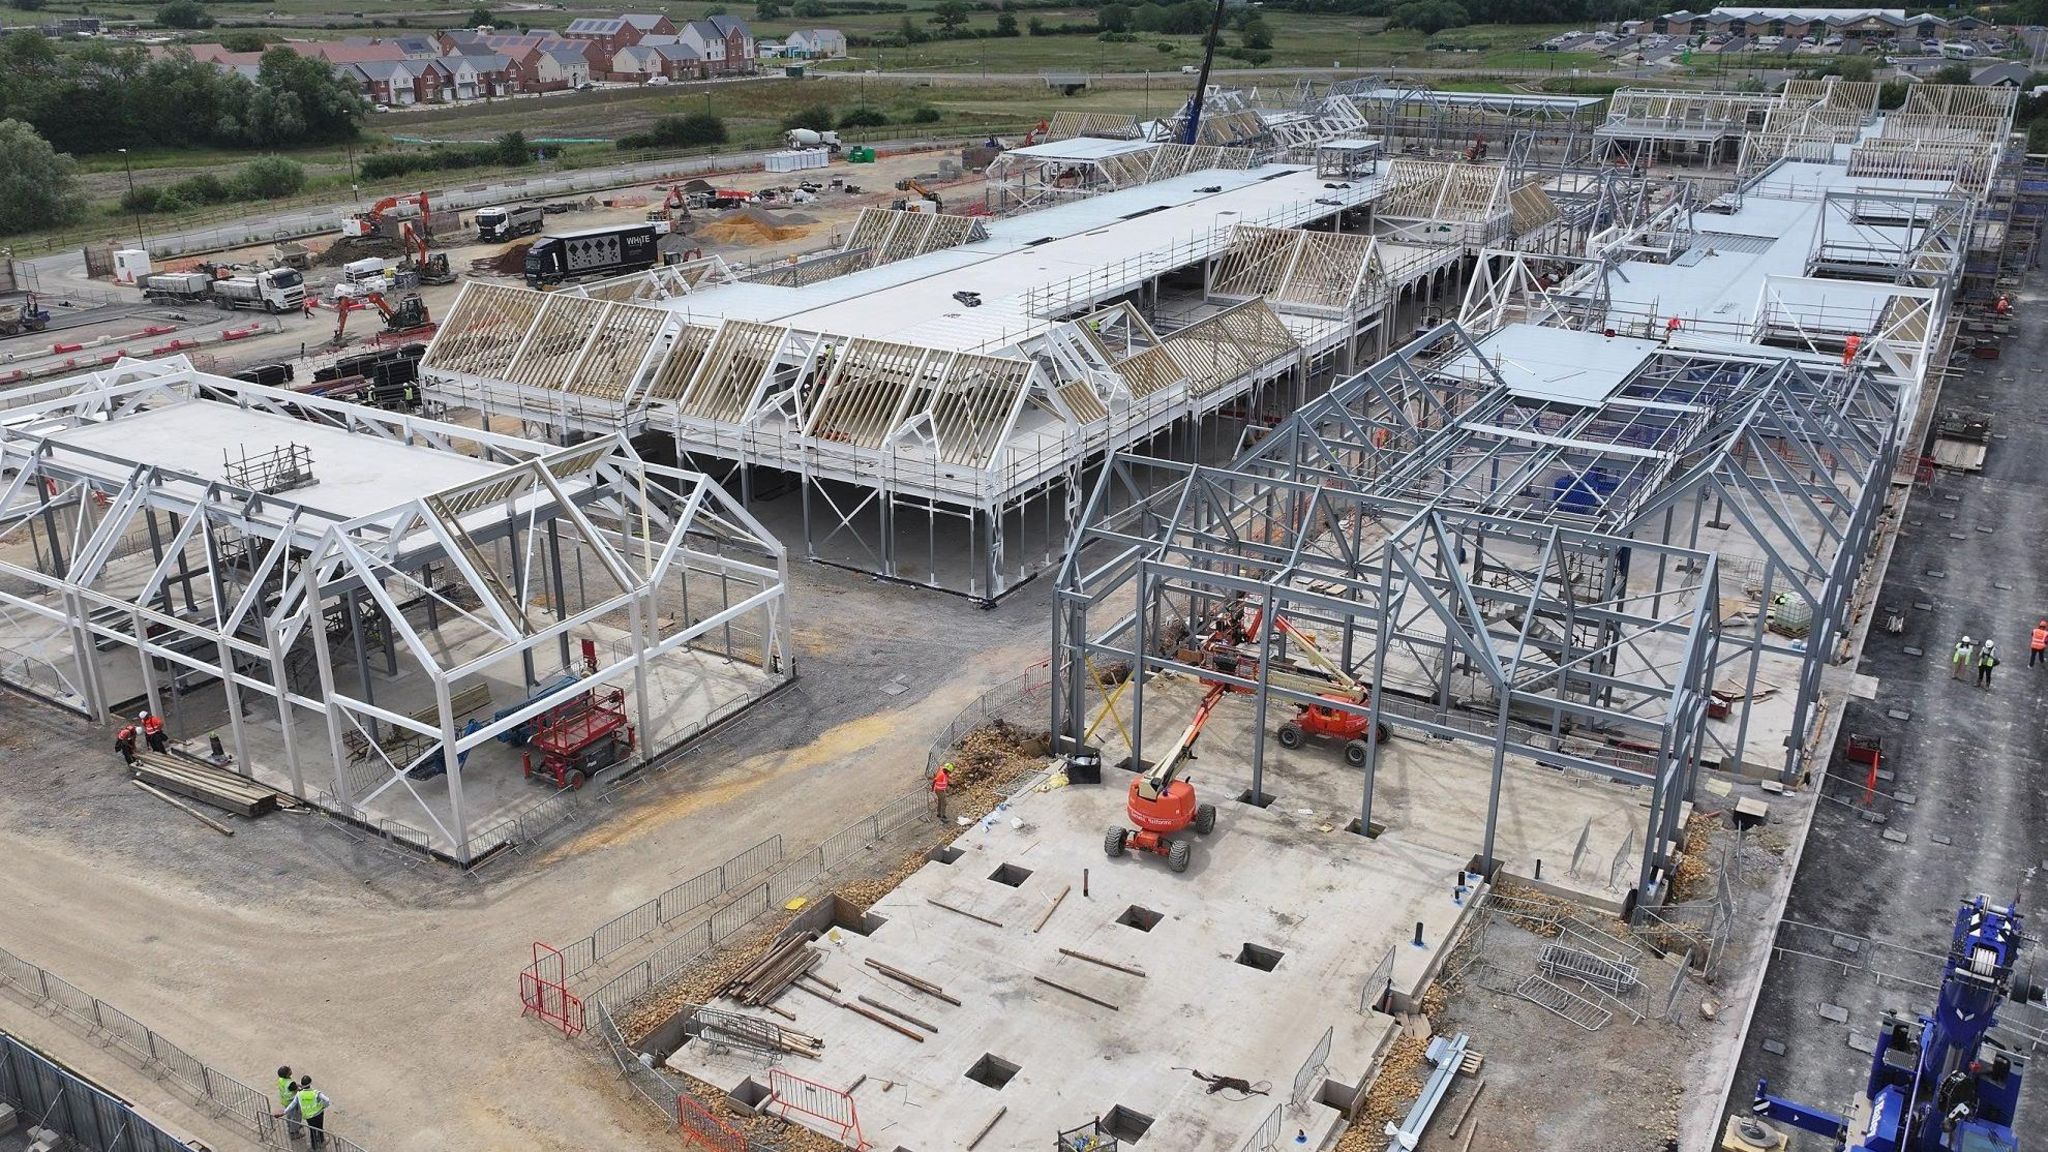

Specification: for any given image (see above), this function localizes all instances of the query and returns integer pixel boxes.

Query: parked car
[645,75,669,85]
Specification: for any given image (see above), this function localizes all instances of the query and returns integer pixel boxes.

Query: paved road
[1721,277,2048,1138]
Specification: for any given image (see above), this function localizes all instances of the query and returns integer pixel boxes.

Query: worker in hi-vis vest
[287,1077,331,1148]
[275,1067,301,1139]
[932,762,952,822]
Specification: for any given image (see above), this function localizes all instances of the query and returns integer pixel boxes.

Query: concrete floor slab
[664,773,1477,1152]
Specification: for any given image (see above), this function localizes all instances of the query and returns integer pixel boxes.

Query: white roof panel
[1446,325,1662,407]
[1003,137,1156,161]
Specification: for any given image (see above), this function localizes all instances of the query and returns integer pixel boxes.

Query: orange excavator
[342,191,430,239]
[330,291,432,346]
[1104,680,1223,873]
[345,192,453,285]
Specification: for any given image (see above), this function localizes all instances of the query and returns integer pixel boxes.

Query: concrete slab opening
[964,1053,1020,1091]
[1116,905,1163,932]
[1236,943,1285,972]
[1103,1104,1155,1142]
[987,862,1033,887]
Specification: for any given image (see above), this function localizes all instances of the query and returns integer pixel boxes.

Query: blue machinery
[1750,897,2026,1152]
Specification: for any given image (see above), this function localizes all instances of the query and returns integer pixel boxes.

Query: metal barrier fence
[1359,943,1398,1015]
[0,1030,198,1152]
[0,945,372,1152]
[1289,1025,1333,1111]
[923,660,1054,775]
[556,835,783,980]
[1237,1101,1284,1152]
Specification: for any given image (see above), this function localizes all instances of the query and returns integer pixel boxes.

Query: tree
[468,6,496,26]
[898,15,927,43]
[254,46,364,144]
[1239,15,1272,49]
[156,0,213,29]
[219,31,266,52]
[930,0,969,33]
[1027,16,1044,34]
[994,10,1018,35]
[9,0,48,12]
[756,0,784,17]
[233,154,306,198]
[0,119,86,234]
[1388,0,1466,36]
[1097,2,1131,32]
[1933,61,1973,85]
[493,129,530,165]
[792,0,827,16]
[781,102,836,131]
[838,105,887,128]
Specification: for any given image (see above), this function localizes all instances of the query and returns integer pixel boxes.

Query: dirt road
[0,562,1051,1152]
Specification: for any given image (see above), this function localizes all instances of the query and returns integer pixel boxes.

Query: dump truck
[139,271,216,305]
[475,204,544,242]
[0,293,50,337]
[210,268,305,313]
[785,128,842,152]
[523,223,660,287]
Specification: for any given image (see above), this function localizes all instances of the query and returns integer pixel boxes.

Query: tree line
[0,33,364,156]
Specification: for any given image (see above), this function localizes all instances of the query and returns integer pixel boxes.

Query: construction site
[2,56,2047,1152]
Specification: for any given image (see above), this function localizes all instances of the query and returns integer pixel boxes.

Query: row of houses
[1654,7,1998,43]
[174,13,846,106]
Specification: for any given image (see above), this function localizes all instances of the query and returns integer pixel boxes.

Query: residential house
[612,42,706,81]
[620,13,676,37]
[564,16,641,58]
[442,53,515,99]
[343,34,443,57]
[350,58,442,106]
[536,45,592,89]
[1657,9,1965,46]
[785,28,847,58]
[678,15,755,75]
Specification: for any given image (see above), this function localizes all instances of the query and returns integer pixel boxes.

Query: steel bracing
[1053,450,1720,906]
[0,358,791,864]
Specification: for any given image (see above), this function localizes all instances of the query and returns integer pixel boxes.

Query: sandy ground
[0,558,1048,1152]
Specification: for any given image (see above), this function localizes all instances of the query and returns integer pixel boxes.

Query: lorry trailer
[523,224,660,287]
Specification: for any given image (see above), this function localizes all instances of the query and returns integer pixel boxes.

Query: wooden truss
[573,255,736,303]
[1899,83,2019,124]
[1211,224,1384,317]
[840,208,986,273]
[1597,89,1778,140]
[802,342,1035,467]
[1042,112,1143,142]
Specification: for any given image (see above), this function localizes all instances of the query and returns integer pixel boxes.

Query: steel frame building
[1053,87,1981,911]
[0,359,791,864]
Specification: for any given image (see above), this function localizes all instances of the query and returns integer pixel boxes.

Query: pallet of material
[132,753,278,818]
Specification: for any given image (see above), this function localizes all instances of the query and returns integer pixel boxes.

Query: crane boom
[1178,0,1232,146]
[1137,682,1227,801]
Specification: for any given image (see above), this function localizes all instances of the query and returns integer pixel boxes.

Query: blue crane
[1750,896,2026,1152]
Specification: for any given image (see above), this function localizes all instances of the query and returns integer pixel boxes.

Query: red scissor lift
[521,687,635,790]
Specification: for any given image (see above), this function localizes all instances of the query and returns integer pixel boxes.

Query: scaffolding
[0,358,792,864]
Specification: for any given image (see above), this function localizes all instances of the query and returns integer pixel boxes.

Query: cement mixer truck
[785,128,842,153]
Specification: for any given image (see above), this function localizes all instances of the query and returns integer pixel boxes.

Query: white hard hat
[138,709,149,719]
[1962,636,1972,645]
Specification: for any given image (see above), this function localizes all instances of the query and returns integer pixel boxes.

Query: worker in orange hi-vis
[2031,619,2047,668]
[1842,334,1862,366]
[932,762,952,822]
[114,723,138,766]
[139,709,167,754]
[1996,294,2012,316]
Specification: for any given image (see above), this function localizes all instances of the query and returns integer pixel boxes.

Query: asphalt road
[1721,280,2048,1141]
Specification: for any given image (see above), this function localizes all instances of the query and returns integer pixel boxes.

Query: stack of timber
[131,752,283,818]
[717,931,822,1007]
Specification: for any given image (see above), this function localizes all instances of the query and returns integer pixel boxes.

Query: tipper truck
[211,269,306,313]
[476,204,545,242]
[139,271,216,305]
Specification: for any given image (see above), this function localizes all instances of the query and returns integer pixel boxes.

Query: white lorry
[475,204,545,242]
[785,128,842,152]
[210,269,306,313]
